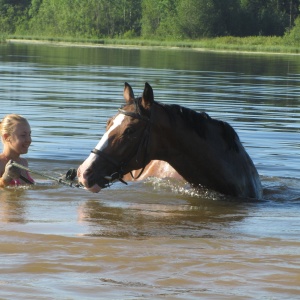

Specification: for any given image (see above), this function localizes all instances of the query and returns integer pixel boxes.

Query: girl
[0,114,34,187]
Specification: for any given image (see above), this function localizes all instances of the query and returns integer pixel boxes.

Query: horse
[77,82,262,199]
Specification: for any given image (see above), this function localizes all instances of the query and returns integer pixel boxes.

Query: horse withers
[77,82,262,199]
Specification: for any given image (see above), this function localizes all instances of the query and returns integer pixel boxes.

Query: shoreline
[7,38,300,56]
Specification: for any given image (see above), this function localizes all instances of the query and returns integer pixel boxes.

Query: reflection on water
[79,184,248,239]
[0,43,300,299]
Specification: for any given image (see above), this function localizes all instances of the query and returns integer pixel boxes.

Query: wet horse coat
[78,82,262,199]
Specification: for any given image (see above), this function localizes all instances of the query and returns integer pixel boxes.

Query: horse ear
[141,82,154,109]
[123,82,135,103]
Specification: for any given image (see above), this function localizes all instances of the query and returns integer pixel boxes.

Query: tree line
[0,0,300,40]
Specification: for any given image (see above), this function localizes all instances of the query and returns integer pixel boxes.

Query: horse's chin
[85,184,102,193]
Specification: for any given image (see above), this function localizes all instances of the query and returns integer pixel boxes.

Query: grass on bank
[3,35,300,54]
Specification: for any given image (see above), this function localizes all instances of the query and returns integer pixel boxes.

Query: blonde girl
[0,114,34,187]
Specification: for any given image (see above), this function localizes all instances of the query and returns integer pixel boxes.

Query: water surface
[0,42,299,299]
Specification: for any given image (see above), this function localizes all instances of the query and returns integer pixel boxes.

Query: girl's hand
[2,160,21,183]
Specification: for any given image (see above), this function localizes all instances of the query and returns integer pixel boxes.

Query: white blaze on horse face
[95,114,125,151]
[82,113,125,167]
[77,113,125,189]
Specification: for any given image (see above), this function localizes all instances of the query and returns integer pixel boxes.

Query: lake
[0,41,299,299]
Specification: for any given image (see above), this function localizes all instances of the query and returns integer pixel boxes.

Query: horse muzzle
[77,164,127,192]
[77,165,107,192]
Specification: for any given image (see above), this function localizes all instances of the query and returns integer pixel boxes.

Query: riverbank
[4,35,300,55]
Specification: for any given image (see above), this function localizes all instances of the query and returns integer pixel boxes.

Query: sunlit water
[0,42,299,299]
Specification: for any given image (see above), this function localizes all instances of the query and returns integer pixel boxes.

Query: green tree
[277,0,300,28]
[155,0,181,38]
[177,0,212,38]
[141,0,161,37]
[210,0,242,36]
[121,0,142,36]
[27,0,142,38]
[0,0,31,33]
[285,15,300,44]
[177,0,235,38]
[240,0,290,35]
[1,0,300,41]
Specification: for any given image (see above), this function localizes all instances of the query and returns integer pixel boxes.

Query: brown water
[0,42,299,299]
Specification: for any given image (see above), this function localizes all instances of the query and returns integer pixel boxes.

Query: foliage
[285,16,300,45]
[239,0,291,36]
[141,0,181,38]
[0,0,299,43]
[0,0,31,33]
[177,0,242,38]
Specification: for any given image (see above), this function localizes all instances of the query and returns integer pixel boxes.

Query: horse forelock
[120,96,150,118]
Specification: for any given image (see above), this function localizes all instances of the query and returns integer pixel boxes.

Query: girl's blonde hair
[0,114,29,138]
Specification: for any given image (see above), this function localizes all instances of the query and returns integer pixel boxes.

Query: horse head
[77,82,155,192]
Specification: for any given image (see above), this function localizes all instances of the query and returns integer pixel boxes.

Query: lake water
[0,41,299,299]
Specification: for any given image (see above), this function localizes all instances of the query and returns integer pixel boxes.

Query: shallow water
[0,42,299,299]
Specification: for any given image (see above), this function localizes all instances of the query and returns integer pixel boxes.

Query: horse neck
[148,103,261,198]
[149,103,245,188]
[150,103,214,168]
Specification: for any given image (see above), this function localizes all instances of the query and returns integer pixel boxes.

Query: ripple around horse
[77,82,262,199]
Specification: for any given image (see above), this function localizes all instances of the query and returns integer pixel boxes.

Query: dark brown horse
[78,82,262,199]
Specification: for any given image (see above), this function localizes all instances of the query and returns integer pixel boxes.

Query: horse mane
[157,102,240,153]
[121,98,240,153]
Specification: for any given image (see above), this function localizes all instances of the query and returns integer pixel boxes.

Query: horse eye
[124,128,134,135]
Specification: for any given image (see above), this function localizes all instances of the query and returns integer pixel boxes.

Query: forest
[0,0,300,44]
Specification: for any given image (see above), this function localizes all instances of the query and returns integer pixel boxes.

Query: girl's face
[8,121,32,154]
